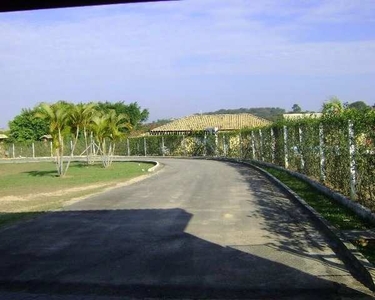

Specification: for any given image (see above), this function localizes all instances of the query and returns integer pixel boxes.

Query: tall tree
[292,104,302,113]
[35,102,71,177]
[322,96,344,115]
[97,101,149,129]
[69,103,97,164]
[348,101,369,111]
[9,108,49,142]
[65,102,97,168]
[91,109,131,168]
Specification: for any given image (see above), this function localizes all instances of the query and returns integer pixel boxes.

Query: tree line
[8,101,148,143]
[9,101,148,177]
[201,100,373,121]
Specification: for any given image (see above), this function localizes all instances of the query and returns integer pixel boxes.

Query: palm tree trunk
[108,142,116,167]
[55,147,60,175]
[58,128,65,177]
[106,143,113,168]
[84,127,89,165]
[64,127,79,176]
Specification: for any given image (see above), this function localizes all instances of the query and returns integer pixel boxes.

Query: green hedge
[239,109,375,209]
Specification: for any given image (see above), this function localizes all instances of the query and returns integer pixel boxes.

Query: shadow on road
[0,208,370,299]
[225,161,369,289]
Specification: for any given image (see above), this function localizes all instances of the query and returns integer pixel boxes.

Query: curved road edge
[211,157,375,292]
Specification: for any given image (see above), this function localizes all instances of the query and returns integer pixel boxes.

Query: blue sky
[1,0,375,128]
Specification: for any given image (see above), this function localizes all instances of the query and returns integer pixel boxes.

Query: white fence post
[283,126,289,169]
[127,139,130,156]
[144,137,147,157]
[239,132,243,159]
[259,129,264,161]
[223,135,227,157]
[299,127,305,170]
[161,136,165,156]
[50,141,53,157]
[70,139,73,156]
[215,133,219,157]
[251,131,255,160]
[183,135,187,156]
[270,128,275,164]
[319,123,326,182]
[12,143,15,158]
[203,132,207,157]
[32,143,35,158]
[90,132,94,156]
[348,120,357,200]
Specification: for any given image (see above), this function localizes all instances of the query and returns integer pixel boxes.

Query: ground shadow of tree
[0,208,370,299]
[23,170,58,177]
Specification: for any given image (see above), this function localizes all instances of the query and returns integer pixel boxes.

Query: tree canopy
[322,97,372,116]
[32,101,133,176]
[8,101,148,142]
[96,101,149,129]
[291,104,302,113]
[322,96,345,115]
[347,101,369,111]
[8,108,49,143]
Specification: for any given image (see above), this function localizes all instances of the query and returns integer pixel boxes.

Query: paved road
[0,159,373,299]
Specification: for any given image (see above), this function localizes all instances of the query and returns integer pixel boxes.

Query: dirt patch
[62,172,154,207]
[0,183,112,203]
[0,170,161,213]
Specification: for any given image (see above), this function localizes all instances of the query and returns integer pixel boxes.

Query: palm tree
[69,102,97,164]
[35,102,70,177]
[91,109,131,168]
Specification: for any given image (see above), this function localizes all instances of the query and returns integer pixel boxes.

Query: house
[0,134,8,141]
[150,114,271,135]
[0,134,8,158]
[40,134,53,142]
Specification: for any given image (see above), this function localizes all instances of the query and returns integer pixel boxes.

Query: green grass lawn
[0,161,153,197]
[0,161,154,227]
[261,166,375,264]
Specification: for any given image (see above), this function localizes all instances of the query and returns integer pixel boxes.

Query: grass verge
[0,161,154,227]
[260,166,375,264]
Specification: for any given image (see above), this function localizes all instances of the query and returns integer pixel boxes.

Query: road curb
[248,160,375,227]
[227,158,375,292]
[123,159,161,172]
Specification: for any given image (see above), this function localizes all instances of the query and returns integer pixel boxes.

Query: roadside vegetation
[237,97,375,210]
[262,166,375,264]
[34,101,132,176]
[0,161,153,227]
[6,101,149,177]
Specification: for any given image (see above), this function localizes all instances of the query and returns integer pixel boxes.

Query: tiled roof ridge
[200,113,270,123]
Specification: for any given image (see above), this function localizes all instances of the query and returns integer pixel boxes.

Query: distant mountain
[201,107,286,122]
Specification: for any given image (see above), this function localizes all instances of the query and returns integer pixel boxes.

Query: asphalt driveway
[0,158,372,299]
